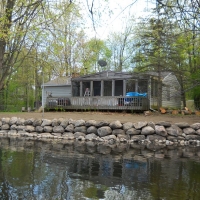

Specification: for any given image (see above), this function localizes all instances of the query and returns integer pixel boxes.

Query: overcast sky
[83,0,155,39]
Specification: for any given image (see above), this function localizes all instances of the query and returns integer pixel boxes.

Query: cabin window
[93,81,101,96]
[115,80,123,96]
[104,81,112,96]
[72,81,80,97]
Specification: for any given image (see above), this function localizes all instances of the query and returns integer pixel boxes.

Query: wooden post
[90,81,93,96]
[123,80,126,96]
[112,80,115,96]
[101,80,104,96]
[80,81,83,97]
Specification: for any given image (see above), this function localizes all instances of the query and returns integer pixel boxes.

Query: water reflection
[0,138,200,199]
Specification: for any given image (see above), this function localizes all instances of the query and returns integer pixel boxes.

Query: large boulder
[183,127,196,135]
[126,128,141,136]
[155,125,168,137]
[53,126,65,133]
[191,123,200,130]
[97,126,112,137]
[43,126,53,133]
[112,129,125,135]
[24,118,35,125]
[85,133,98,141]
[85,120,97,127]
[1,118,10,124]
[9,117,18,125]
[33,119,42,126]
[41,119,52,126]
[60,120,69,128]
[123,122,133,131]
[74,119,85,127]
[155,121,171,127]
[131,135,145,141]
[65,124,74,132]
[174,122,190,128]
[141,126,155,135]
[133,121,147,130]
[109,120,122,129]
[74,126,87,134]
[87,126,97,134]
[25,125,35,132]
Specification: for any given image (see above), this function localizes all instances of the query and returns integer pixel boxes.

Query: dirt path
[0,111,199,124]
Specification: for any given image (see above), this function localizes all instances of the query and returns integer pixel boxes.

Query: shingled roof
[43,77,71,86]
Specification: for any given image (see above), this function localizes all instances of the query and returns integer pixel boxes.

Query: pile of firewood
[159,107,199,115]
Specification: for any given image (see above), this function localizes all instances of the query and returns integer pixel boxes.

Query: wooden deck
[46,96,150,111]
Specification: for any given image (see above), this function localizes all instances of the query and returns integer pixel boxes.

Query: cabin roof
[43,77,71,86]
[71,70,172,81]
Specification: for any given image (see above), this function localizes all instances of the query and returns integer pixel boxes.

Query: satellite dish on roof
[98,59,107,67]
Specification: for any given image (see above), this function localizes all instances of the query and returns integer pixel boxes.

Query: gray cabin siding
[43,86,71,106]
[162,73,181,108]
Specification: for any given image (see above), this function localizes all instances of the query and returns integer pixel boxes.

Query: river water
[0,137,200,200]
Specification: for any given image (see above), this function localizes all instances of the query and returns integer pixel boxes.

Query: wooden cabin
[44,71,181,111]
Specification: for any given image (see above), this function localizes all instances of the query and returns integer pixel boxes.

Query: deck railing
[46,96,149,111]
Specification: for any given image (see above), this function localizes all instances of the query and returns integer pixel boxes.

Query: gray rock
[167,136,178,142]
[43,126,53,133]
[87,126,97,134]
[68,118,75,125]
[117,134,130,140]
[0,130,8,136]
[174,122,190,128]
[97,126,112,137]
[85,133,98,141]
[191,123,200,130]
[166,127,178,137]
[141,126,155,135]
[74,126,87,134]
[112,129,125,135]
[16,118,25,125]
[16,125,25,131]
[109,120,122,129]
[185,135,200,140]
[76,136,85,141]
[155,125,167,137]
[24,118,35,125]
[9,117,18,125]
[41,119,52,126]
[35,126,43,133]
[85,120,97,127]
[126,128,141,135]
[183,127,196,135]
[196,129,200,135]
[148,122,155,129]
[74,132,86,138]
[74,119,85,127]
[33,119,42,126]
[96,121,109,127]
[51,132,62,137]
[25,125,35,132]
[63,132,75,140]
[8,130,19,136]
[97,144,111,154]
[53,126,65,133]
[123,122,133,131]
[1,118,10,124]
[147,135,166,141]
[1,124,10,130]
[0,121,2,127]
[171,125,183,136]
[133,121,147,130]
[65,124,74,132]
[156,121,171,127]
[40,133,54,138]
[60,120,69,128]
[10,124,17,130]
[131,135,145,141]
[52,119,59,126]
[102,135,117,141]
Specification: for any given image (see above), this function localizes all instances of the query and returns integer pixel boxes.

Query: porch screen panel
[72,81,80,97]
[115,80,123,96]
[104,81,112,96]
[93,81,101,96]
[138,79,148,93]
[126,79,136,93]
[82,81,90,96]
